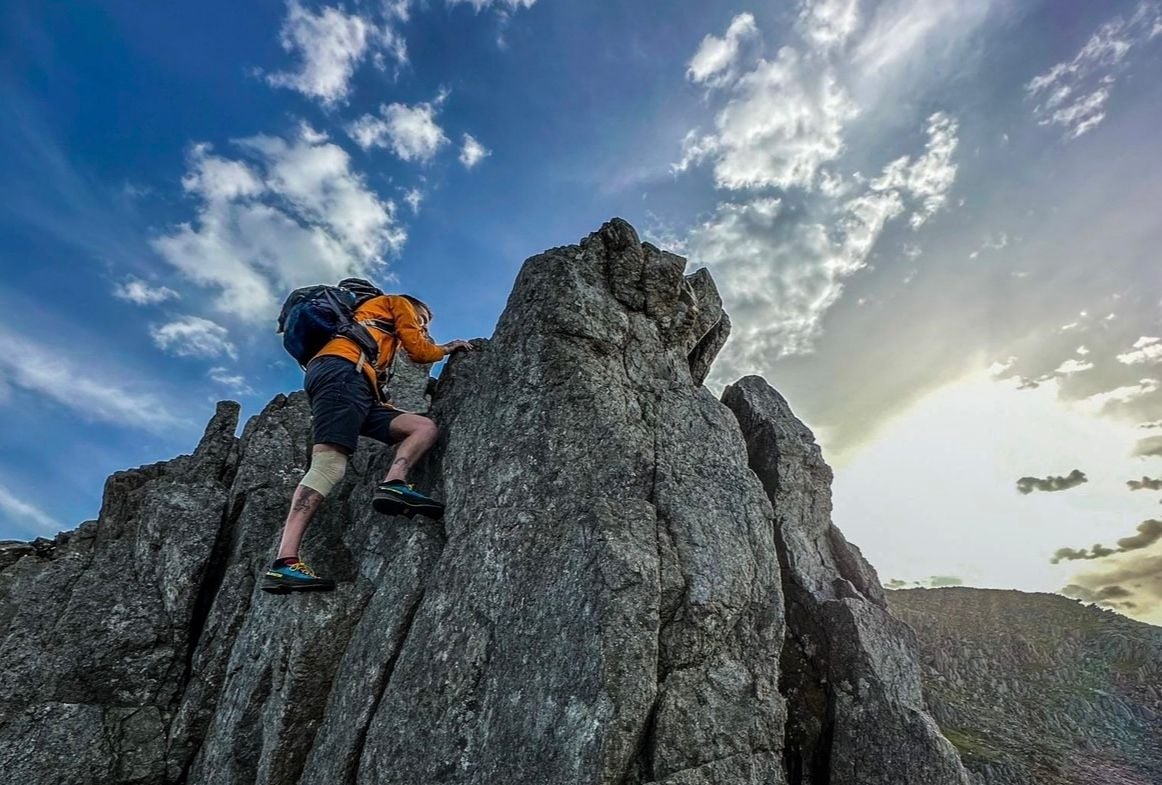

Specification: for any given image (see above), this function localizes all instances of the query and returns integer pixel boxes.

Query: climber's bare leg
[383,415,439,484]
[276,443,346,560]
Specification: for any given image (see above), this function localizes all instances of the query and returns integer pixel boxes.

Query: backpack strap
[359,318,395,336]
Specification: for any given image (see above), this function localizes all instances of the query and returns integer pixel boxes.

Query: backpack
[276,284,385,370]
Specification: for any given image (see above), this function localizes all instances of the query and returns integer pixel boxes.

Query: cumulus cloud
[152,127,403,323]
[797,0,860,52]
[403,188,423,213]
[266,2,386,107]
[868,112,959,228]
[208,367,255,396]
[0,481,62,536]
[348,100,449,162]
[459,133,491,168]
[1134,435,1162,458]
[678,46,858,190]
[1051,519,1162,563]
[151,316,238,360]
[688,112,959,367]
[1081,378,1160,415]
[988,356,1018,377]
[1017,468,1088,495]
[1127,476,1162,491]
[687,13,760,88]
[1054,358,1094,375]
[1027,3,1162,139]
[0,325,181,431]
[675,3,976,378]
[1117,336,1162,365]
[113,278,179,305]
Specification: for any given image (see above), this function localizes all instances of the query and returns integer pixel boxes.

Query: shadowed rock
[723,376,970,785]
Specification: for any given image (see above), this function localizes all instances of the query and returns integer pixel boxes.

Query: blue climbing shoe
[372,480,445,520]
[261,560,336,594]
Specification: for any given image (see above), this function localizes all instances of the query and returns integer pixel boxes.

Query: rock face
[890,587,1162,785]
[723,379,970,785]
[0,219,966,785]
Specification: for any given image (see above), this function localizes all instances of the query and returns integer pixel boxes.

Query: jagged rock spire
[0,219,967,785]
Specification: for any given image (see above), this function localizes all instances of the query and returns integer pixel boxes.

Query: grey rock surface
[723,376,970,785]
[891,587,1162,785]
[0,401,241,785]
[0,218,968,785]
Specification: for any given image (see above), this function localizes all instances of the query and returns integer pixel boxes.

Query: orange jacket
[313,294,445,390]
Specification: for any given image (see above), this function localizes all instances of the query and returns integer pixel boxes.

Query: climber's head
[402,294,433,327]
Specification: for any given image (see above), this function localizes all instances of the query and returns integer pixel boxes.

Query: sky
[1,0,1161,623]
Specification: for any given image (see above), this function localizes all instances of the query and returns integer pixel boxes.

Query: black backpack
[276,283,386,370]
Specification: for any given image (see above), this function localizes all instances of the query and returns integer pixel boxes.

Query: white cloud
[209,367,255,396]
[687,13,760,87]
[0,481,61,536]
[968,231,1009,259]
[151,316,238,360]
[459,133,491,168]
[348,100,449,162]
[1118,336,1162,365]
[1077,345,1090,356]
[446,0,538,10]
[1081,378,1160,414]
[852,0,994,79]
[687,110,959,370]
[988,356,1018,377]
[153,127,403,323]
[266,2,381,107]
[869,112,959,228]
[403,188,423,213]
[688,187,906,370]
[113,278,179,305]
[684,46,858,190]
[181,144,265,201]
[1054,358,1094,375]
[1027,3,1162,139]
[797,0,860,53]
[0,326,181,430]
[675,4,972,377]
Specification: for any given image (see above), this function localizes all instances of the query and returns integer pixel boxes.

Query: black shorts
[304,355,405,452]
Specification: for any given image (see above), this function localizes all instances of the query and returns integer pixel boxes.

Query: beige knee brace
[300,451,348,496]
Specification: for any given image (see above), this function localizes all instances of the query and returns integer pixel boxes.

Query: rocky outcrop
[723,378,969,785]
[890,587,1162,785]
[0,219,965,785]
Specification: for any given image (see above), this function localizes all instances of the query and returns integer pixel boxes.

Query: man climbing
[262,277,473,594]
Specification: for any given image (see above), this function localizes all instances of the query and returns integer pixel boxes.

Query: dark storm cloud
[1116,519,1162,552]
[1127,476,1162,491]
[1016,469,1087,494]
[1061,552,1162,618]
[1051,544,1115,564]
[1050,520,1162,564]
[1096,585,1133,599]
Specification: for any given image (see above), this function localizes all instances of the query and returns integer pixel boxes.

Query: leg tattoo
[292,487,324,513]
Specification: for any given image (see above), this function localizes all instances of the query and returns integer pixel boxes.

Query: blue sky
[3,1,1162,621]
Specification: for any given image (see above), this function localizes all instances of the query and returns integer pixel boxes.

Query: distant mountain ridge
[889,587,1162,785]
